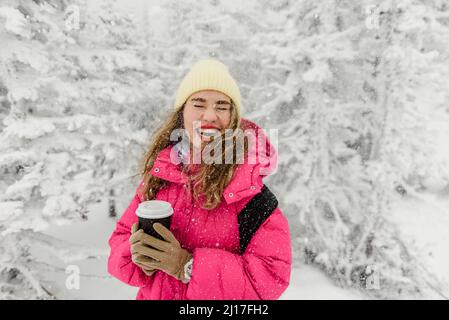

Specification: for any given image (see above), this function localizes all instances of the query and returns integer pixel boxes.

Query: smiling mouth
[196,128,221,138]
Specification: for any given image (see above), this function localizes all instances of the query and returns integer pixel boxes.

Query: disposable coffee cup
[135,200,173,241]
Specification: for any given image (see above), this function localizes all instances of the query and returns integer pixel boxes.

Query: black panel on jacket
[238,185,278,255]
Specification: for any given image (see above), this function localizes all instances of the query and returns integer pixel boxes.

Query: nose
[201,105,218,123]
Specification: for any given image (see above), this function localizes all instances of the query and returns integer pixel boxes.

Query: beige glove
[131,223,193,282]
[129,222,157,276]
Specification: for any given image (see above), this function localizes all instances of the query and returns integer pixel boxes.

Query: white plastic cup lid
[136,200,173,219]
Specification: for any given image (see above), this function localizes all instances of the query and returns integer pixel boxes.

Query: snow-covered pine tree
[0,0,90,298]
[365,0,449,298]
[372,0,449,194]
[0,0,148,299]
[140,0,254,103]
[72,0,157,217]
[237,0,449,298]
[266,0,392,295]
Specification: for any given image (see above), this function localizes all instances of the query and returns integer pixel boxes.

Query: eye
[216,107,230,112]
[194,105,204,108]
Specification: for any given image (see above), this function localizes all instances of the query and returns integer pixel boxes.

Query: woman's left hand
[136,223,192,282]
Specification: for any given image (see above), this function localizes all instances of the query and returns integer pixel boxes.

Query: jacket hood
[147,118,278,204]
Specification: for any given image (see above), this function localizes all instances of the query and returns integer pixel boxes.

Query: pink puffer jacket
[107,119,292,299]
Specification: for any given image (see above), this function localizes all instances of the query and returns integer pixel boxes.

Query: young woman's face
[183,90,233,148]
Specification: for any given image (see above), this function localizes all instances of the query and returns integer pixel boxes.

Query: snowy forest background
[1,0,449,300]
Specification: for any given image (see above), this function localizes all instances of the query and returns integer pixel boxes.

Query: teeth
[197,128,220,137]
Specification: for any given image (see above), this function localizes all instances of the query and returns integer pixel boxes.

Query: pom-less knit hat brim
[174,59,242,116]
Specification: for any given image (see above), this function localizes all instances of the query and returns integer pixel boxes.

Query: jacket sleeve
[185,207,292,300]
[107,182,154,287]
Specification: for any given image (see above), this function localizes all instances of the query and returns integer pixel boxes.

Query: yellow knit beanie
[174,59,242,115]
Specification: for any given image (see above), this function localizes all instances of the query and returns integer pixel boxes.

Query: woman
[107,59,292,300]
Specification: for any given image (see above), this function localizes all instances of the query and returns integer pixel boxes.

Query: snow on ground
[33,191,449,299]
[31,199,137,299]
[387,191,449,299]
[280,263,366,300]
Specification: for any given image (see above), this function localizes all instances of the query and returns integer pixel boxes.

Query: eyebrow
[190,97,231,105]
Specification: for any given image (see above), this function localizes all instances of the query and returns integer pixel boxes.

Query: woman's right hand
[129,223,157,276]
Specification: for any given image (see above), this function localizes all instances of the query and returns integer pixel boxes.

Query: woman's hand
[129,223,157,276]
[131,223,193,282]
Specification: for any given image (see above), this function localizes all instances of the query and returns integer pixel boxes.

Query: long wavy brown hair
[133,101,248,210]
